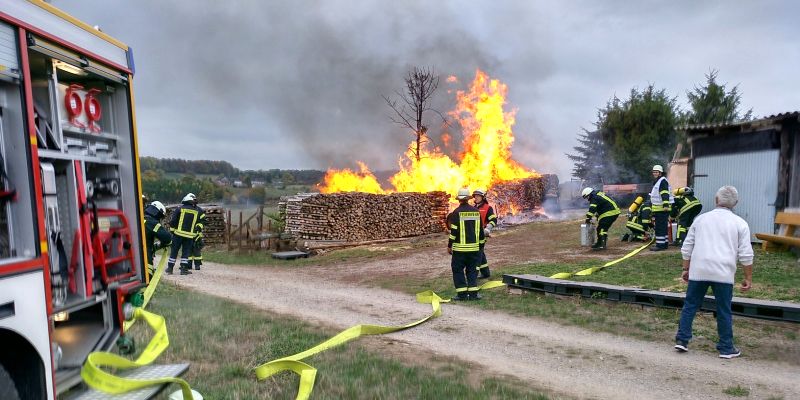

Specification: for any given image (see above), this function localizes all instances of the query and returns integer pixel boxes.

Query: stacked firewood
[280,192,449,241]
[164,203,226,245]
[489,176,546,217]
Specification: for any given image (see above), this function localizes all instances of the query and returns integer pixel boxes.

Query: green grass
[500,248,800,302]
[723,385,750,397]
[125,283,552,399]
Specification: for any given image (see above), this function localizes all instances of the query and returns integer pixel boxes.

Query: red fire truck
[0,1,179,399]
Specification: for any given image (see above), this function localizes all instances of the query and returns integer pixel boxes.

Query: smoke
[56,0,555,172]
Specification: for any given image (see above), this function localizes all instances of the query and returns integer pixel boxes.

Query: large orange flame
[319,69,538,195]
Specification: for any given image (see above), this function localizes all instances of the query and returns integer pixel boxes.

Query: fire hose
[253,280,506,400]
[81,248,505,400]
[80,249,201,400]
[549,238,655,279]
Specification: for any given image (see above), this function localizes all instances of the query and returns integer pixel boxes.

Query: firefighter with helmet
[472,188,496,279]
[166,193,202,275]
[623,197,653,242]
[649,165,673,251]
[143,200,171,273]
[671,186,702,246]
[447,188,485,300]
[188,197,206,270]
[582,187,621,250]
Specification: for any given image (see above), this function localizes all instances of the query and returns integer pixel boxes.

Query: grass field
[126,283,552,400]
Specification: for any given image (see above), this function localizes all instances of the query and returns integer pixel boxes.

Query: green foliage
[247,186,266,205]
[566,129,608,185]
[723,385,750,397]
[139,156,326,186]
[685,70,753,125]
[141,169,229,203]
[568,85,680,183]
[598,85,680,183]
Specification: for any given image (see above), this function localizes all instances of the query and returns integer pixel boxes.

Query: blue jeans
[676,280,735,352]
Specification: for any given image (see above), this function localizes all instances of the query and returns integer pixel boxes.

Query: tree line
[139,156,326,186]
[568,70,753,185]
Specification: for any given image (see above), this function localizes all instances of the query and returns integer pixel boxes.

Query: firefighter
[188,199,206,270]
[166,193,202,275]
[447,188,485,301]
[143,200,171,273]
[671,187,702,246]
[582,187,620,250]
[649,165,673,251]
[472,189,496,279]
[623,197,653,242]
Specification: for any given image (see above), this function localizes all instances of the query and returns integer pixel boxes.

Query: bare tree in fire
[384,67,448,161]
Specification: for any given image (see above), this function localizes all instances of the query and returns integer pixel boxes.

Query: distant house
[232,180,245,188]
[251,180,266,188]
[683,111,800,239]
[216,177,230,186]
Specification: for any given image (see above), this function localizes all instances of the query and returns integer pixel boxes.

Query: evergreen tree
[566,129,608,185]
[685,70,753,125]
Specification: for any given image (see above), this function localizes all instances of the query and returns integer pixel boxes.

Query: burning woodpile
[165,204,226,245]
[280,192,449,241]
[488,174,559,221]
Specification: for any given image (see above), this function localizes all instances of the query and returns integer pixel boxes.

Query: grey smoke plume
[56,0,800,179]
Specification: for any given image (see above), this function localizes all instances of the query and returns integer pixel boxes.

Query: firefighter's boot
[165,266,174,275]
[621,233,630,242]
[592,236,607,250]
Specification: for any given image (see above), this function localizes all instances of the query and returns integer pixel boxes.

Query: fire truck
[0,2,181,399]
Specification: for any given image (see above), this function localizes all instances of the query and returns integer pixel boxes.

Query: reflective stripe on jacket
[447,203,485,252]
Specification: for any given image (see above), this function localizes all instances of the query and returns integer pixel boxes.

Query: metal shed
[683,112,800,240]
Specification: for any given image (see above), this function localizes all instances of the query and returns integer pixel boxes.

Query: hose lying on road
[254,280,506,400]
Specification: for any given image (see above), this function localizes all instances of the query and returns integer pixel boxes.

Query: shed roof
[680,111,800,135]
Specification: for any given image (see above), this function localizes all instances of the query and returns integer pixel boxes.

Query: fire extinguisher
[85,88,102,133]
[64,83,86,129]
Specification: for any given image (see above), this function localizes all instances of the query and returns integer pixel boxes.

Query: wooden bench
[755,212,800,250]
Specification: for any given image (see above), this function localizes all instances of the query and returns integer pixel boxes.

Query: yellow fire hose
[550,238,655,279]
[83,246,506,400]
[81,249,200,399]
[254,280,506,400]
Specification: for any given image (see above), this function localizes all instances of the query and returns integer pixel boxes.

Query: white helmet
[581,187,593,198]
[472,189,486,197]
[182,193,196,203]
[456,188,471,200]
[652,165,664,173]
[151,201,166,216]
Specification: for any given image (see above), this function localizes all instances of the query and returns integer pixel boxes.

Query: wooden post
[257,205,264,232]
[226,209,232,251]
[238,211,243,251]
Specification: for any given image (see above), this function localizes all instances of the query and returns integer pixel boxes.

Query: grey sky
[56,0,800,180]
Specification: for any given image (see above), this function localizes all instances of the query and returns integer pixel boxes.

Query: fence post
[238,211,243,251]
[226,209,232,251]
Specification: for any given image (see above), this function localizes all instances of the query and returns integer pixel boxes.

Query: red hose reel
[64,84,103,132]
[64,83,85,129]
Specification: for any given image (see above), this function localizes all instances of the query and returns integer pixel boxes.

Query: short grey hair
[716,186,739,209]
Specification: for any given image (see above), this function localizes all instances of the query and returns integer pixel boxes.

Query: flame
[319,161,385,194]
[319,69,539,197]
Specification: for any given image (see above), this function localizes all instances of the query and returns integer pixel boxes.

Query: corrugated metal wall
[0,21,19,76]
[693,150,779,240]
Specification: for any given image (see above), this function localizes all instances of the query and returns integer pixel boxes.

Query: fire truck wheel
[0,364,21,400]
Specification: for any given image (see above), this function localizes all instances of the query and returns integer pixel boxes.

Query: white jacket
[680,208,754,284]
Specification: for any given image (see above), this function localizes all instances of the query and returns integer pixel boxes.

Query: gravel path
[165,262,800,400]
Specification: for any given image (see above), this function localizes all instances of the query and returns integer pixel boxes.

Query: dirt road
[166,261,800,400]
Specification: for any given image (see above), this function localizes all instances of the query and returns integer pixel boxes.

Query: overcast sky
[56,0,800,179]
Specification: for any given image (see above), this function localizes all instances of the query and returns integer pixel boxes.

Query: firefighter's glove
[483,227,492,237]
[584,218,592,225]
